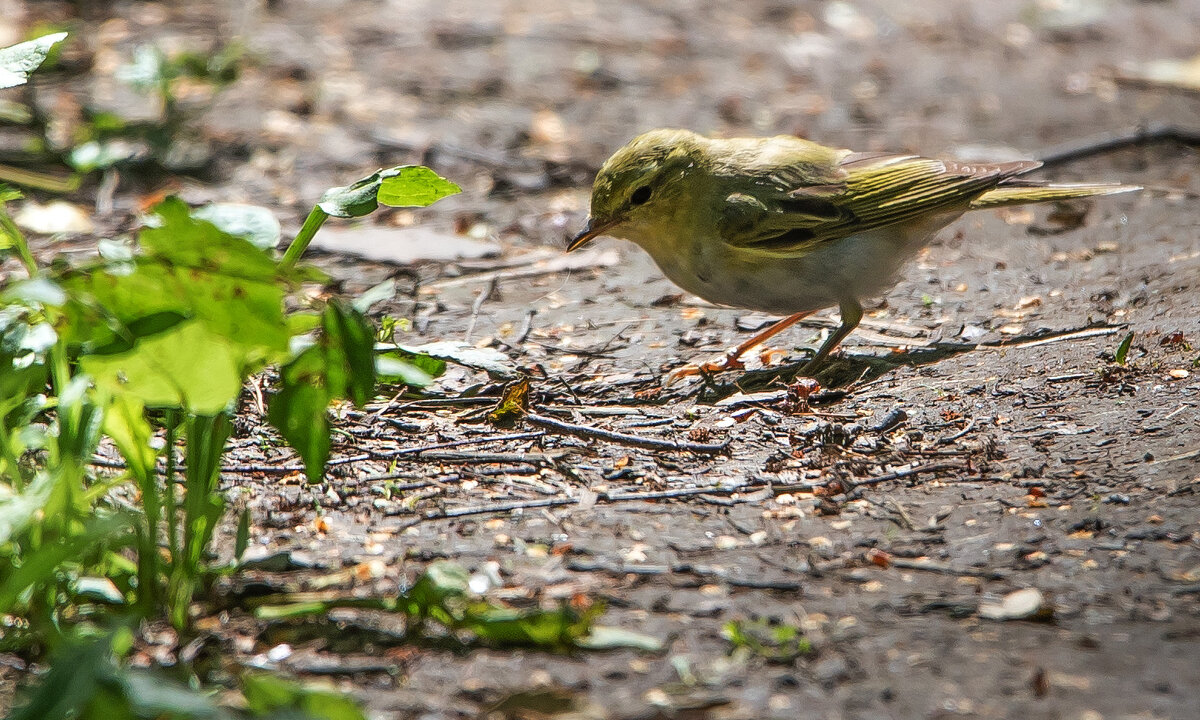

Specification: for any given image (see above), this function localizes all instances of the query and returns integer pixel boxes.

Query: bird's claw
[664,352,748,385]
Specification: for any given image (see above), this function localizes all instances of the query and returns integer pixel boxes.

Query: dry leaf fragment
[979,587,1050,621]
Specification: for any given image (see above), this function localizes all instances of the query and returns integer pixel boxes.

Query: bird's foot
[664,356,743,385]
[665,346,793,385]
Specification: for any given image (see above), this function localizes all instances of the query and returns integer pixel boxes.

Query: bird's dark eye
[629,185,652,206]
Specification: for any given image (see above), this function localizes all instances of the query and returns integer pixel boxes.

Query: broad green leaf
[377,166,461,208]
[0,307,52,413]
[0,513,132,612]
[0,32,68,90]
[56,198,291,412]
[319,301,376,406]
[254,601,332,621]
[459,601,599,648]
[192,203,281,251]
[81,319,242,414]
[317,165,460,218]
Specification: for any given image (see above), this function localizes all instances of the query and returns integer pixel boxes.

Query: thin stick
[370,431,546,458]
[886,556,1007,581]
[567,559,802,592]
[1037,123,1200,169]
[849,462,967,488]
[393,484,763,527]
[1148,447,1200,466]
[937,418,977,445]
[525,412,729,454]
[979,326,1122,351]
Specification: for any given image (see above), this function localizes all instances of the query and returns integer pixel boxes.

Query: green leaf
[375,354,435,386]
[0,32,68,90]
[268,347,331,483]
[192,203,281,251]
[317,165,460,218]
[254,601,332,621]
[234,507,251,562]
[0,513,133,612]
[242,673,368,720]
[81,319,243,414]
[317,173,385,218]
[57,197,291,411]
[390,341,515,378]
[0,306,53,413]
[377,166,462,208]
[319,301,376,406]
[268,302,376,481]
[101,394,156,481]
[402,560,471,617]
[118,670,223,718]
[1114,331,1134,366]
[722,618,813,663]
[460,601,601,649]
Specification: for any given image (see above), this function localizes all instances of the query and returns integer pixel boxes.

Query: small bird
[569,129,1139,379]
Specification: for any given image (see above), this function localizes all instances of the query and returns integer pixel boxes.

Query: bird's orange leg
[666,311,815,384]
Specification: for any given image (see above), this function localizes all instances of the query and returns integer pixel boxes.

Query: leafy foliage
[0,32,67,89]
[9,631,367,720]
[255,560,658,652]
[268,301,376,481]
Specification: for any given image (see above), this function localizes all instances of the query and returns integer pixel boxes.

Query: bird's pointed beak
[567,217,619,252]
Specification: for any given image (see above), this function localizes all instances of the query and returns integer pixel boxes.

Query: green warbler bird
[568,129,1139,379]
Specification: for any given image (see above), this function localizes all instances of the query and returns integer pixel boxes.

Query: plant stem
[0,164,80,193]
[163,409,179,567]
[279,205,329,268]
[0,204,39,278]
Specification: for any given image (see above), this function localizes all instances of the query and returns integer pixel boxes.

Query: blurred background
[1,0,1197,248]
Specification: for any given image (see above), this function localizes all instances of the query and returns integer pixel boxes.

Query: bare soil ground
[5,1,1200,718]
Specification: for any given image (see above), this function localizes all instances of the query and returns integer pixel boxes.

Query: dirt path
[7,1,1200,718]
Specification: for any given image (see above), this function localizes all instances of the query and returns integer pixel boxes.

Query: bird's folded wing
[719,154,1039,254]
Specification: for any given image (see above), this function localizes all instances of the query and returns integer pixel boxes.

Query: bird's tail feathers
[969,182,1141,209]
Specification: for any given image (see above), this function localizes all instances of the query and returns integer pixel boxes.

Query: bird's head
[568,128,704,251]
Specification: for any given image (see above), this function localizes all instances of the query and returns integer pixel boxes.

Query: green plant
[253,560,660,653]
[1,10,460,651]
[722,617,813,663]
